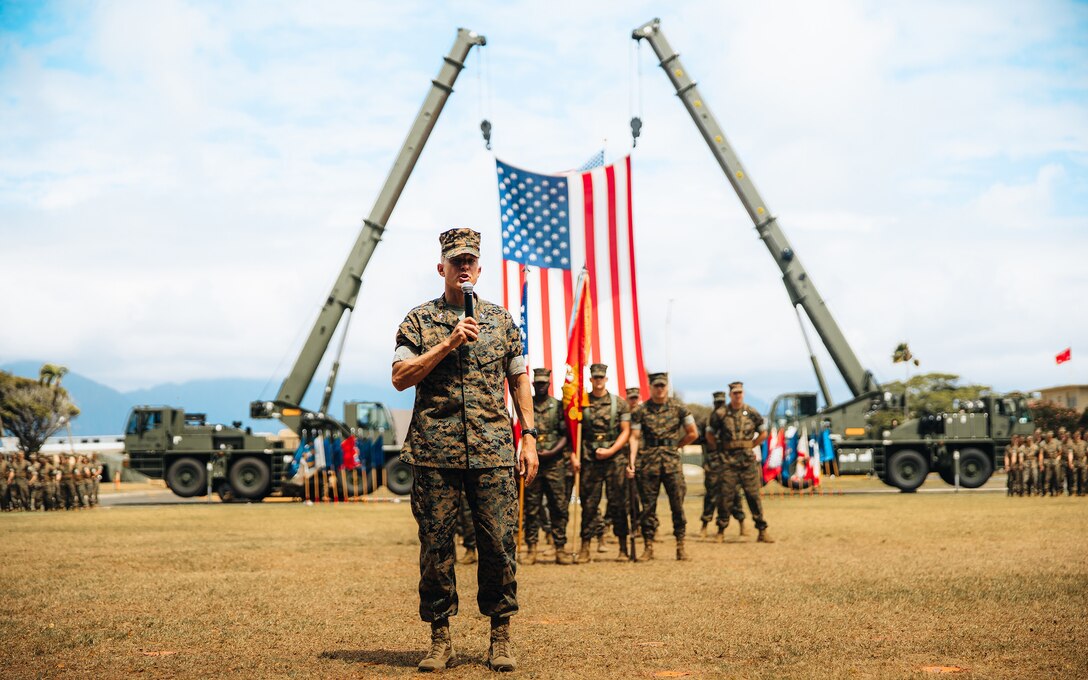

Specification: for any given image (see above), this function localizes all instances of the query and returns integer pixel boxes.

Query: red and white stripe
[501,156,649,398]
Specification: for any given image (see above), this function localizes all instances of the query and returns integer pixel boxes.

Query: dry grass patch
[1,489,1086,678]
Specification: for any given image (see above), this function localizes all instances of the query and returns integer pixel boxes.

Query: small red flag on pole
[1056,347,1072,365]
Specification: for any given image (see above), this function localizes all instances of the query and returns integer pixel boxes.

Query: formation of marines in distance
[0,452,102,511]
[1004,428,1088,497]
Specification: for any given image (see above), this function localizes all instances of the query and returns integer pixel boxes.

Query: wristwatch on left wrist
[522,427,539,438]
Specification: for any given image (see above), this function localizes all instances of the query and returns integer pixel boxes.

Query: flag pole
[572,421,582,559]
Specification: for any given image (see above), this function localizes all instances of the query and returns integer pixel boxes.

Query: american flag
[497,155,649,398]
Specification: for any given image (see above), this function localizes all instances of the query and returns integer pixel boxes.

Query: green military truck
[634,19,1033,490]
[123,28,487,501]
[124,400,409,500]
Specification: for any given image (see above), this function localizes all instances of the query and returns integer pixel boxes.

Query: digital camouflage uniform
[633,397,693,540]
[0,457,9,511]
[701,402,744,528]
[1060,435,1075,496]
[580,389,631,540]
[9,455,30,511]
[709,402,768,532]
[60,458,80,510]
[29,460,44,511]
[1041,436,1063,496]
[1019,440,1038,496]
[396,292,522,623]
[524,389,569,548]
[43,459,60,511]
[1071,434,1087,496]
[456,494,476,551]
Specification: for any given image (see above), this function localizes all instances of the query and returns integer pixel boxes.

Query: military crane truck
[124,27,486,500]
[124,400,404,500]
[633,19,1033,491]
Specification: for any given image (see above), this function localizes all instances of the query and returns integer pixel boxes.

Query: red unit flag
[1056,348,1072,364]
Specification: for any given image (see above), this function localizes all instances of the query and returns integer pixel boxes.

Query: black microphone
[461,281,475,319]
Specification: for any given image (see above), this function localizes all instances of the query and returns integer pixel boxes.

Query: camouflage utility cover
[396,295,522,469]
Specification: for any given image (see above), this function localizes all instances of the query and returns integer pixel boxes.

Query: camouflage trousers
[524,456,569,548]
[61,480,81,509]
[636,449,686,540]
[9,479,29,510]
[1073,464,1088,496]
[411,465,518,623]
[455,494,476,550]
[718,451,767,531]
[701,450,744,524]
[1018,464,1038,496]
[580,454,629,539]
[1042,461,1063,496]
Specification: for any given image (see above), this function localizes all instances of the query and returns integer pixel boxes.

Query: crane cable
[477,45,492,150]
[629,38,643,148]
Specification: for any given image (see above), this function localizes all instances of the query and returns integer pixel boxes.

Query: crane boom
[632,19,877,402]
[259,28,486,427]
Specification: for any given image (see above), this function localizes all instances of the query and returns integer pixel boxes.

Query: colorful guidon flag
[497,156,649,399]
[1056,347,1072,365]
[561,270,592,445]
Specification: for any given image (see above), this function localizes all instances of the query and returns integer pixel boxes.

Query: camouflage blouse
[396,295,522,469]
[632,398,692,452]
[581,391,630,454]
[533,395,567,454]
[708,402,765,449]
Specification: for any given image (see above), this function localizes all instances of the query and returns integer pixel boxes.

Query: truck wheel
[166,457,207,497]
[886,449,928,492]
[954,448,993,489]
[229,457,271,500]
[384,459,413,496]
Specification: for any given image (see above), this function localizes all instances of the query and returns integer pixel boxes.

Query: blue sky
[1,0,1086,408]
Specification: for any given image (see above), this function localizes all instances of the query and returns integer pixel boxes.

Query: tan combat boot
[556,548,574,565]
[487,617,516,672]
[577,539,591,563]
[597,535,609,552]
[714,530,725,544]
[616,536,630,562]
[458,547,477,565]
[639,537,654,561]
[418,620,455,672]
[522,543,537,565]
[698,522,708,539]
[757,529,775,544]
[739,520,748,537]
[676,538,690,561]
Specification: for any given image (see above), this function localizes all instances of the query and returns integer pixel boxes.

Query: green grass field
[2,486,1087,679]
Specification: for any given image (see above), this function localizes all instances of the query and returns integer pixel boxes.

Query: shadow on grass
[321,649,426,668]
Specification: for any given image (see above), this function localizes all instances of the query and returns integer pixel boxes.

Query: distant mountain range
[1,361,414,435]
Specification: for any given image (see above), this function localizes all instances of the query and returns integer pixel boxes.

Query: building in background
[1035,385,1088,411]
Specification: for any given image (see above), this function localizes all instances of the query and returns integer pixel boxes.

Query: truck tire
[886,449,928,492]
[229,457,271,500]
[166,457,207,497]
[953,447,993,489]
[384,458,413,496]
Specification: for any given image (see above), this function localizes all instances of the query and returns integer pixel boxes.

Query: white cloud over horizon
[2,0,1086,405]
